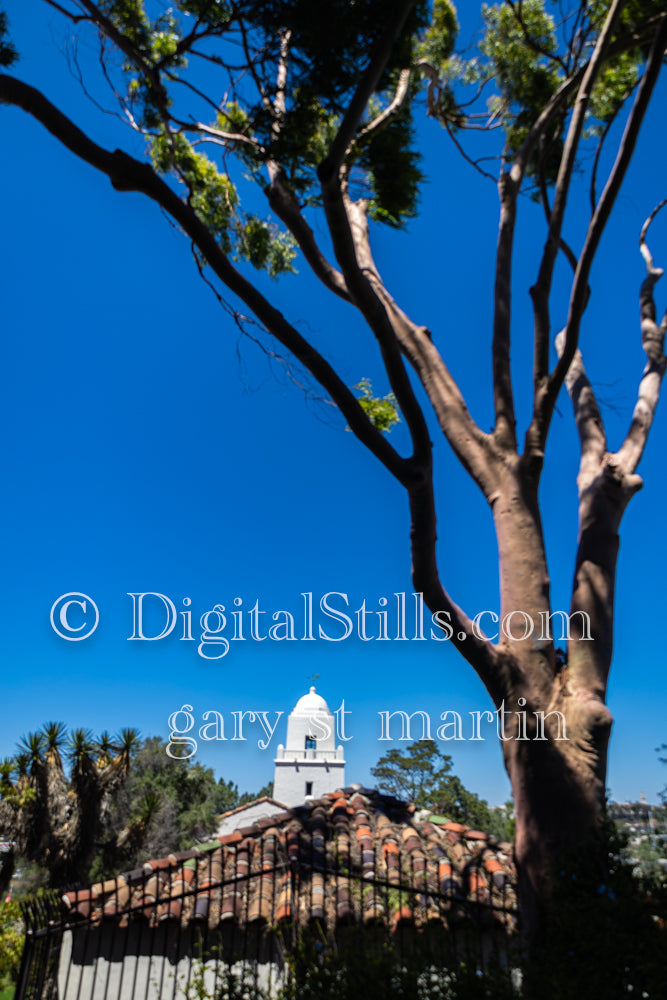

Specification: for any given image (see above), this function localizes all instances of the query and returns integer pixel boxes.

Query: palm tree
[105,790,162,870]
[0,723,141,887]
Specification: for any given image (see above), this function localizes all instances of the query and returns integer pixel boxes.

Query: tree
[371,739,512,837]
[659,743,667,801]
[2,0,667,955]
[0,723,140,887]
[91,736,271,877]
[0,728,270,887]
[373,740,454,807]
[0,897,23,993]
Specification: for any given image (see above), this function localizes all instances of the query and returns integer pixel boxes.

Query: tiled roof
[61,786,516,934]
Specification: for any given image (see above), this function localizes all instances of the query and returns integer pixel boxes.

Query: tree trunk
[502,684,610,924]
[482,454,647,995]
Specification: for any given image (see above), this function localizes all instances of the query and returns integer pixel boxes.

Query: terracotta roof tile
[142,857,173,872]
[236,823,260,838]
[168,849,199,864]
[218,831,242,846]
[60,789,516,937]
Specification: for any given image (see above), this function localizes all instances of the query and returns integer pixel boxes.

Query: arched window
[305,735,316,750]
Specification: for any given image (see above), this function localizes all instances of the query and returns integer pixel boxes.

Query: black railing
[16,848,517,1000]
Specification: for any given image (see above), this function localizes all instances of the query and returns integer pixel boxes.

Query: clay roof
[61,786,516,933]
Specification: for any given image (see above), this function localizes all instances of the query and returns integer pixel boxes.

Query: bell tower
[273,687,346,806]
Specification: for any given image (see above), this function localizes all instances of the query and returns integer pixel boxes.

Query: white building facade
[273,687,346,806]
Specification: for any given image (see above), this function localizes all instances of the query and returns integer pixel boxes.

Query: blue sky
[1,3,667,807]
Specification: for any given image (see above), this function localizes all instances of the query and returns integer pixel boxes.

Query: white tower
[273,687,346,806]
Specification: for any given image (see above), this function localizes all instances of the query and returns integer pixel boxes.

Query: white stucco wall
[216,799,287,838]
[58,927,286,1000]
[273,755,346,806]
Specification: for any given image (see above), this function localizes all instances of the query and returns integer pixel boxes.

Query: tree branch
[321,185,433,469]
[556,210,667,700]
[506,0,568,73]
[532,12,667,457]
[554,331,607,495]
[343,233,498,495]
[320,143,496,498]
[350,67,412,152]
[317,69,496,492]
[44,0,87,23]
[488,0,622,461]
[318,0,418,184]
[408,480,504,707]
[237,29,353,304]
[283,3,496,492]
[0,73,410,487]
[511,12,666,184]
[0,73,504,702]
[530,0,625,416]
[374,293,498,496]
[616,203,667,474]
[589,112,616,215]
[537,175,580,275]
[184,119,264,151]
[72,0,159,93]
[270,28,290,143]
[265,168,352,303]
[492,169,519,452]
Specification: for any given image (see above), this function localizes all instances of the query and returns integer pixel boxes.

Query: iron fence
[16,848,518,1000]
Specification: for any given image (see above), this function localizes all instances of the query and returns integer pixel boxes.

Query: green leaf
[361,103,425,228]
[234,216,298,277]
[151,131,238,247]
[417,0,459,68]
[355,379,401,433]
[0,10,18,68]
